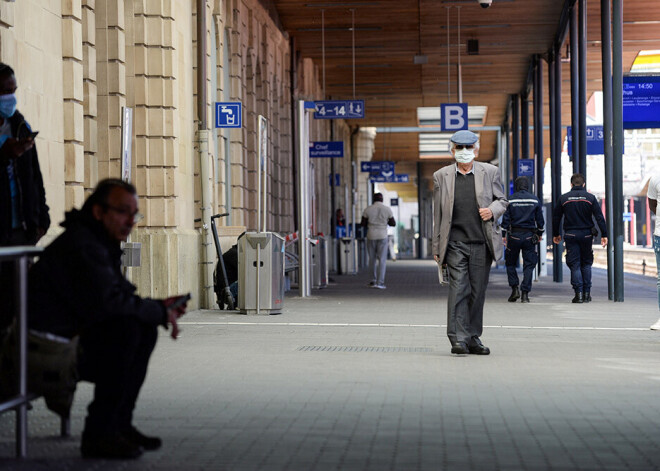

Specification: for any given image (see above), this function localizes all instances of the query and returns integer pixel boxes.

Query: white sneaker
[368,281,377,288]
[651,318,660,330]
[375,284,386,290]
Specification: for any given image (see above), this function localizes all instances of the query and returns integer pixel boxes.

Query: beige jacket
[432,161,508,264]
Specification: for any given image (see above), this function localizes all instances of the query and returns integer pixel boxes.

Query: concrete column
[82,0,98,194]
[62,0,85,208]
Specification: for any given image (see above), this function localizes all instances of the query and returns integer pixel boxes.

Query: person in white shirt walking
[361,193,395,289]
[647,173,660,330]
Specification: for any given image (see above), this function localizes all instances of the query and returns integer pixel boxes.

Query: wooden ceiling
[274,0,660,190]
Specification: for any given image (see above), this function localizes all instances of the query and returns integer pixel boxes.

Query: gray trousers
[367,238,388,285]
[445,241,492,346]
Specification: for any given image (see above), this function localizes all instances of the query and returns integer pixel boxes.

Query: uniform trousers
[445,241,492,347]
[504,231,537,293]
[564,229,594,292]
[78,316,158,439]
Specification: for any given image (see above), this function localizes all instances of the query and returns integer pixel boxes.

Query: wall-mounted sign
[370,174,409,183]
[623,75,660,129]
[360,161,394,173]
[310,141,344,158]
[215,102,242,128]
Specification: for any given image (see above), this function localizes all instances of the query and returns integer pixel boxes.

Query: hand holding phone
[27,131,39,140]
[164,293,191,340]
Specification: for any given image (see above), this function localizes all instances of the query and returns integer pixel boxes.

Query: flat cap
[450,130,479,145]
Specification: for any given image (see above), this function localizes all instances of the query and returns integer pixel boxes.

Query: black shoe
[571,291,584,303]
[122,426,162,451]
[81,433,143,459]
[520,291,530,303]
[583,291,591,303]
[508,286,520,302]
[451,342,469,355]
[468,338,491,355]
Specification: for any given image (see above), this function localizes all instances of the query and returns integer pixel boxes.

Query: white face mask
[454,148,476,164]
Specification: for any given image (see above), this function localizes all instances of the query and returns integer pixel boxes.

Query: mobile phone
[27,131,39,139]
[169,293,191,310]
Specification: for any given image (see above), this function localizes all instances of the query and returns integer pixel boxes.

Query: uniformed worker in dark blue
[501,176,544,303]
[552,173,608,303]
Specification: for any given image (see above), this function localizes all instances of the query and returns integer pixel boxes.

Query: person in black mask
[0,63,50,338]
[501,177,544,303]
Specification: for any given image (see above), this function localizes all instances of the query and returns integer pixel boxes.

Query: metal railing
[0,246,42,458]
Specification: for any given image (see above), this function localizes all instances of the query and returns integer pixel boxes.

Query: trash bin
[339,237,357,275]
[238,232,285,314]
[312,236,328,289]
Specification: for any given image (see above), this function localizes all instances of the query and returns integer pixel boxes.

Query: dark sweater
[450,172,485,243]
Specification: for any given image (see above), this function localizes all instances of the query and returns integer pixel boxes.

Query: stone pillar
[96,0,126,180]
[82,0,98,194]
[62,0,85,208]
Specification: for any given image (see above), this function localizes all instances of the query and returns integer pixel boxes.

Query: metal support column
[521,94,530,159]
[417,162,423,259]
[512,94,520,183]
[534,55,544,202]
[578,0,588,180]
[601,0,615,300]
[297,100,313,297]
[570,5,580,174]
[553,50,563,283]
[612,0,624,301]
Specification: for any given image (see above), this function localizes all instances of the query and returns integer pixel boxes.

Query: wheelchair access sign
[215,102,242,128]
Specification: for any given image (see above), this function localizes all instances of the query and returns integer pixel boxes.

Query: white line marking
[178,322,649,331]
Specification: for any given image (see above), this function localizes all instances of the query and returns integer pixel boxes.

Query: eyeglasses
[454,144,475,150]
[104,205,144,223]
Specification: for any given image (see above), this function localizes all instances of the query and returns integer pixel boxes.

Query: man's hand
[1,137,34,159]
[553,235,562,244]
[478,208,493,221]
[163,295,189,340]
[502,237,507,246]
[434,254,441,263]
[601,237,608,248]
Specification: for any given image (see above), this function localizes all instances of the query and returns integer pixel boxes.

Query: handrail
[0,245,43,458]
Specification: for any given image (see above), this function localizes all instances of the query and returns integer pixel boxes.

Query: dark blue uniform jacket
[501,189,544,236]
[552,186,607,237]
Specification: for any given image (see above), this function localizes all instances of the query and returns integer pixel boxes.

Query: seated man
[28,179,188,459]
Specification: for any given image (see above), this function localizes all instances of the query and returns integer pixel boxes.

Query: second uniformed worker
[552,173,607,303]
[501,176,545,303]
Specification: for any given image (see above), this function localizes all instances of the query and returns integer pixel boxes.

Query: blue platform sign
[517,159,534,177]
[310,141,344,158]
[360,161,394,173]
[623,75,660,129]
[567,125,612,156]
[215,102,242,128]
[370,174,409,183]
[440,103,469,131]
[314,100,364,119]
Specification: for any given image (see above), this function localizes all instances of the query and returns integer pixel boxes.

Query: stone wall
[0,0,368,307]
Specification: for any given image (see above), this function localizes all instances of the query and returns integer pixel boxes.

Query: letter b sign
[441,103,469,131]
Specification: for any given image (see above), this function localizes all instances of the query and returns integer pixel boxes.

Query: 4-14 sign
[314,100,364,119]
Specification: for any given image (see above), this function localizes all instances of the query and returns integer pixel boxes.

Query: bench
[0,246,69,458]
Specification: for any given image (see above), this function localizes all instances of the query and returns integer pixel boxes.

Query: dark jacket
[28,209,166,339]
[552,186,607,237]
[501,189,544,236]
[0,111,50,244]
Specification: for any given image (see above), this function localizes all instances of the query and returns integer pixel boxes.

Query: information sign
[517,159,534,177]
[310,141,344,158]
[314,100,364,119]
[215,102,242,128]
[623,75,660,129]
[440,103,469,131]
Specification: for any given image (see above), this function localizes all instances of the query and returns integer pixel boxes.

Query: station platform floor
[2,260,660,470]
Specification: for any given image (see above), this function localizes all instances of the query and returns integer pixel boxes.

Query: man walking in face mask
[432,130,508,355]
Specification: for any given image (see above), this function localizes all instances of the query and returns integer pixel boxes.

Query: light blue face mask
[0,93,17,119]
